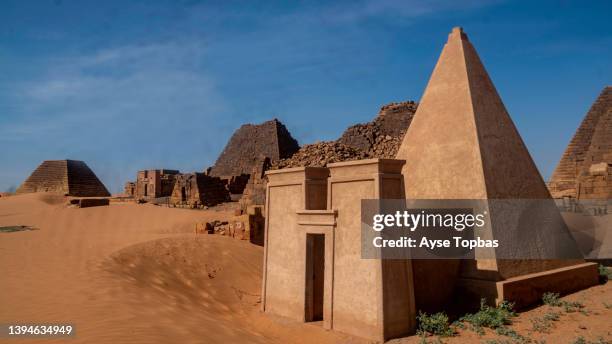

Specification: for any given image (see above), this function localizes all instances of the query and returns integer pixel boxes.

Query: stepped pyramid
[209,118,299,177]
[396,27,597,310]
[17,160,110,197]
[548,86,612,199]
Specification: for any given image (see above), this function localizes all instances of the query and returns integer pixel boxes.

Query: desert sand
[0,193,610,343]
[0,193,354,344]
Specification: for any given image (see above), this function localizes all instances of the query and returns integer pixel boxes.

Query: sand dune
[0,193,352,344]
[1,193,610,343]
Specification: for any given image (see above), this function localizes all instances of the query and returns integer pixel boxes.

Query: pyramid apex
[448,26,468,42]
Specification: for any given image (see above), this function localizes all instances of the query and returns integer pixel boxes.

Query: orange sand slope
[0,193,352,344]
[1,193,610,344]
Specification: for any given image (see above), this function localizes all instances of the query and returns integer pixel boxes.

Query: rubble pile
[338,101,416,155]
[274,141,369,169]
[274,101,417,168]
[367,131,406,158]
[194,205,265,246]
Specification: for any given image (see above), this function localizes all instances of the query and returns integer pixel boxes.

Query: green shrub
[459,299,516,335]
[417,311,455,337]
[542,292,562,306]
[562,300,585,313]
[598,264,611,283]
[418,336,445,344]
[571,336,608,344]
[530,317,550,333]
[542,311,560,321]
[542,292,586,313]
[495,326,527,341]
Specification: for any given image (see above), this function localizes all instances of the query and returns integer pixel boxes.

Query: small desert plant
[542,292,586,313]
[562,300,585,313]
[459,299,516,335]
[485,334,534,344]
[603,302,612,309]
[598,264,611,283]
[571,336,609,344]
[543,311,560,321]
[417,311,455,337]
[530,317,550,333]
[542,292,562,306]
[573,336,588,344]
[485,340,513,344]
[495,326,528,342]
[418,336,445,344]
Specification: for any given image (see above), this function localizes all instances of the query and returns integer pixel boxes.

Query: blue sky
[1,0,610,193]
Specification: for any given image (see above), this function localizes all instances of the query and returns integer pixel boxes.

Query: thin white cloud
[303,0,503,23]
[2,40,224,141]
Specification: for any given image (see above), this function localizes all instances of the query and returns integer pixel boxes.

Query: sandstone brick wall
[17,160,69,194]
[209,119,299,177]
[239,158,271,209]
[170,173,230,207]
[124,182,136,197]
[548,86,612,199]
[133,169,179,199]
[17,160,110,197]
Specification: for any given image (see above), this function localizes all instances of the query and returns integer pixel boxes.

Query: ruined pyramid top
[396,27,551,199]
[17,159,111,197]
[548,86,612,199]
[209,118,300,177]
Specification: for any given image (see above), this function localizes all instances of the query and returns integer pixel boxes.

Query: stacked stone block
[209,119,299,177]
[170,173,230,207]
[133,169,180,199]
[548,86,612,199]
[17,160,110,197]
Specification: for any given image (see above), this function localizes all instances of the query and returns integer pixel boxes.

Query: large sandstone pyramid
[396,27,595,311]
[17,160,110,197]
[209,119,299,177]
[548,86,612,199]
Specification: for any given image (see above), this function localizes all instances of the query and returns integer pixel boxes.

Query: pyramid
[396,27,597,310]
[17,160,110,197]
[548,86,612,199]
[209,119,299,177]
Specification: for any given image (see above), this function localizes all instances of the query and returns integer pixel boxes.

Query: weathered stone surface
[209,118,299,177]
[274,101,416,169]
[274,141,368,169]
[548,86,612,199]
[129,169,180,200]
[239,158,271,209]
[338,101,416,156]
[17,160,110,197]
[194,222,214,234]
[224,174,250,195]
[170,173,229,207]
[124,181,136,197]
[77,198,110,208]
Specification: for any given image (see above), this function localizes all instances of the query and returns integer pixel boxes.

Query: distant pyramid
[17,160,110,197]
[396,27,594,311]
[209,118,299,177]
[548,86,612,199]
